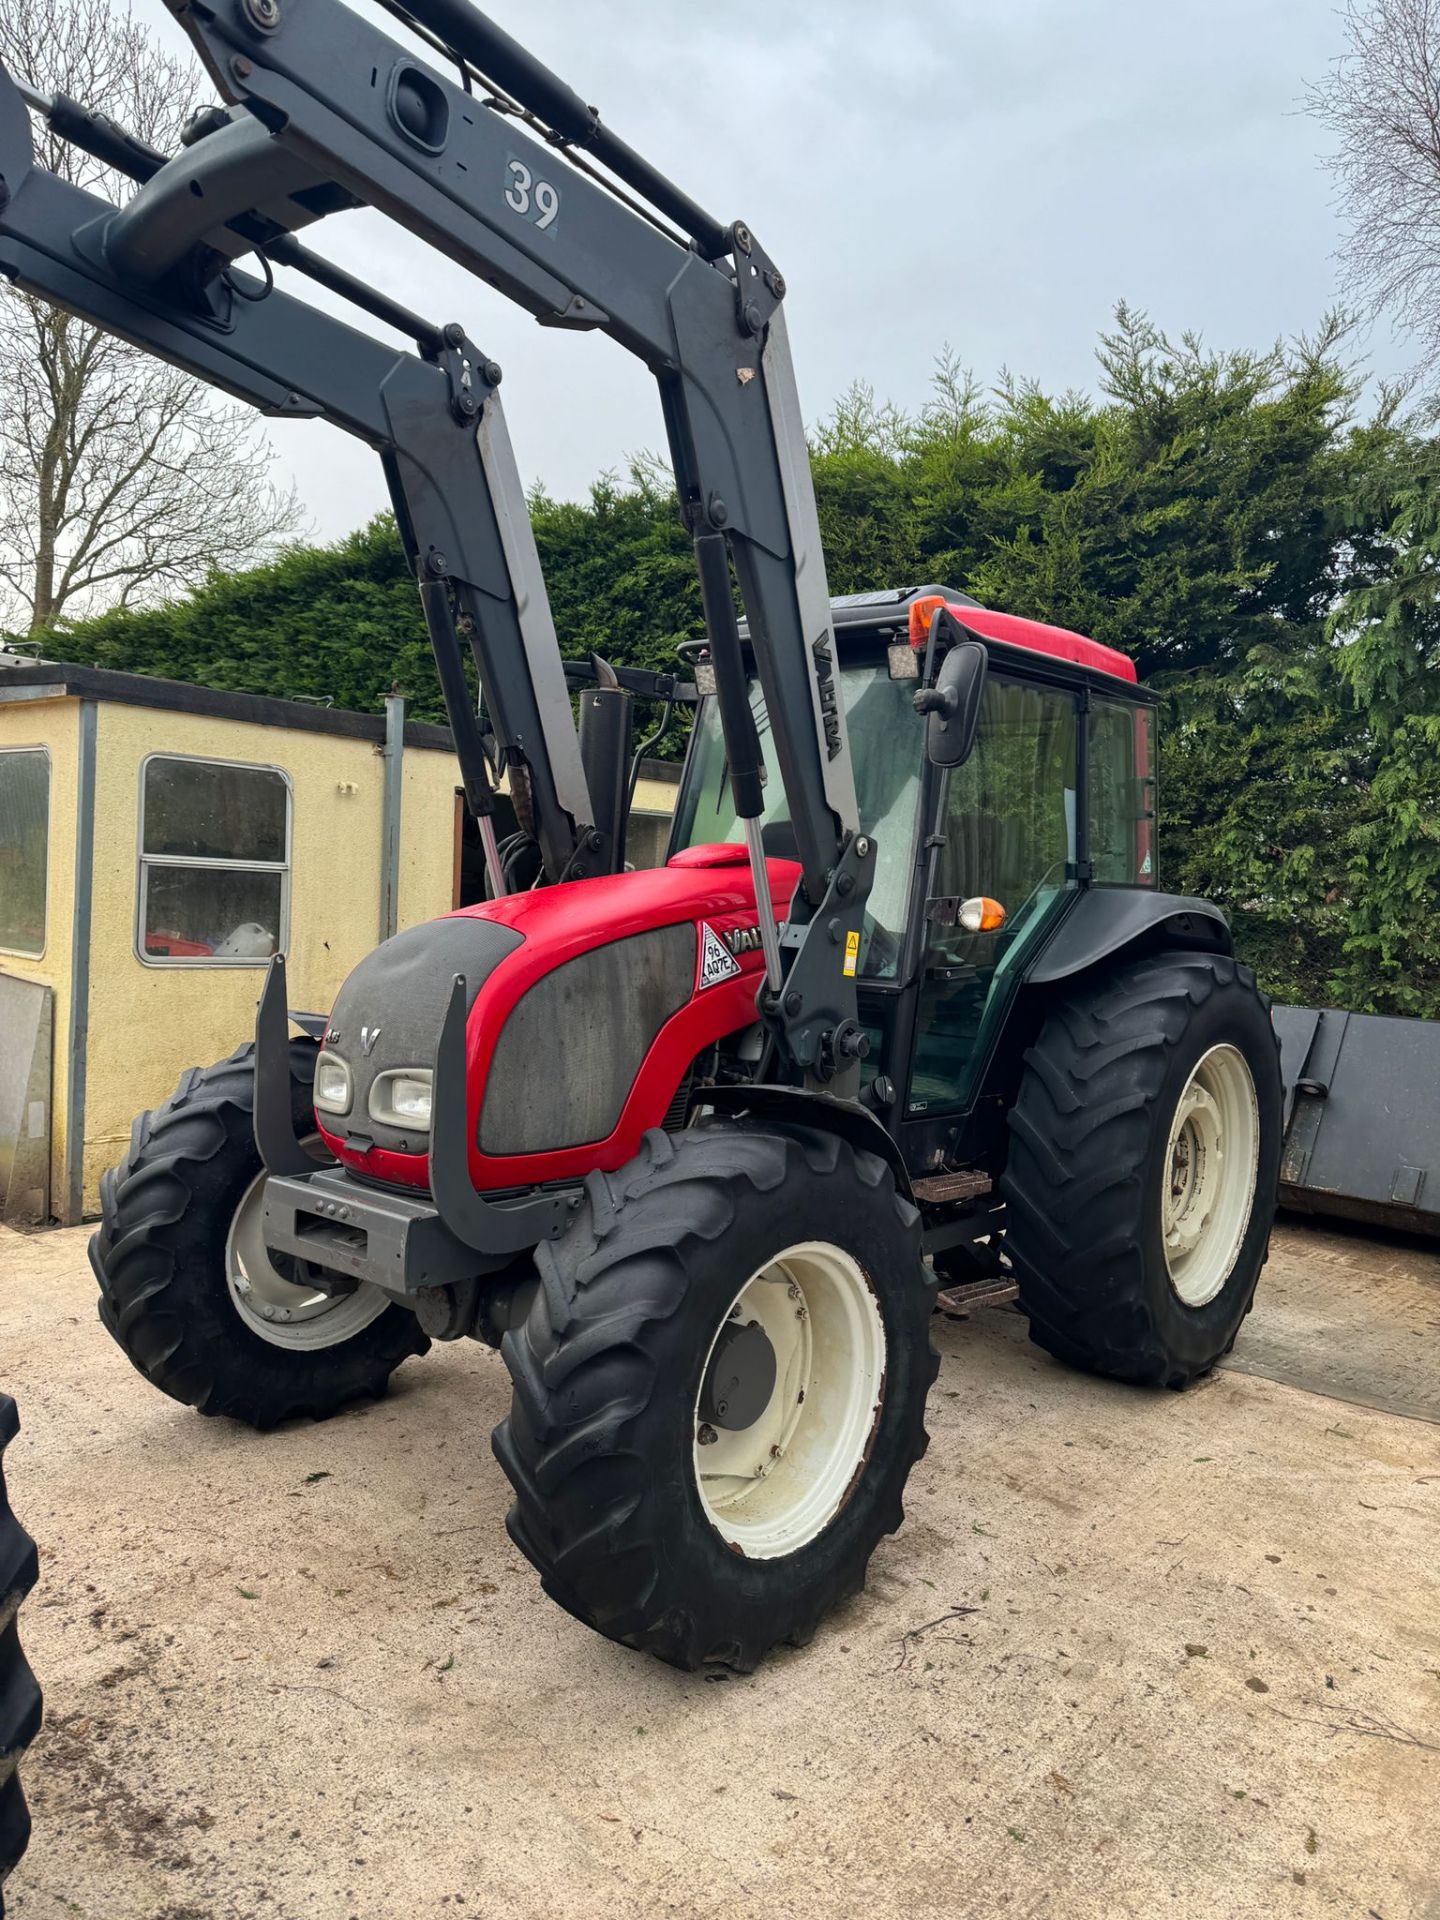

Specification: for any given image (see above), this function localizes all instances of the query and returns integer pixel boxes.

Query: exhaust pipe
[578,655,633,874]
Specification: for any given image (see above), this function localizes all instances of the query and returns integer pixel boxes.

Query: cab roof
[829,585,1139,685]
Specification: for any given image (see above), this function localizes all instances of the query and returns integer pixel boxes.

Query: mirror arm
[913,682,959,720]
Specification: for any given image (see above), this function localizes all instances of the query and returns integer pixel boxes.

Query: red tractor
[3,0,1281,1671]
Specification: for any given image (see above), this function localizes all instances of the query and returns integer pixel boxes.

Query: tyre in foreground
[0,1395,40,1908]
[494,1124,938,1672]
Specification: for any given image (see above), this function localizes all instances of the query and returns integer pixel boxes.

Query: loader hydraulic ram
[5,0,1281,1672]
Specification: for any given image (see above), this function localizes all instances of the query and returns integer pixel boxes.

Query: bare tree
[1310,0,1440,379]
[0,0,302,634]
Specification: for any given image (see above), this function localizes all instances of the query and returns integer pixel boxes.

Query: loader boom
[0,78,597,886]
[0,0,870,1084]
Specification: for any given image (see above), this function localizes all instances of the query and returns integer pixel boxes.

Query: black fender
[701,1084,914,1201]
[1027,889,1231,986]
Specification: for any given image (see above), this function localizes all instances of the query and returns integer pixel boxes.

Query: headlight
[313,1050,352,1115]
[369,1067,433,1132]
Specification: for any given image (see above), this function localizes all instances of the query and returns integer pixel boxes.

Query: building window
[0,748,51,958]
[137,754,291,965]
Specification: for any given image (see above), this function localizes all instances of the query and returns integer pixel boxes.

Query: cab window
[1089,698,1157,886]
[672,663,924,980]
[909,677,1079,1114]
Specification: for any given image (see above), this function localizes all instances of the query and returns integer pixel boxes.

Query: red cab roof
[952,604,1137,684]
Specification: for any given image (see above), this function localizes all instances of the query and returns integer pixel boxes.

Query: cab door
[907,674,1080,1116]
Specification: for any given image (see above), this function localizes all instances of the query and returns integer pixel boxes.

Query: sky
[130,0,1410,544]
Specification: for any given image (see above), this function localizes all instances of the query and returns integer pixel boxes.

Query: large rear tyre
[1001,951,1281,1388]
[88,1042,428,1429]
[0,1395,41,1909]
[493,1125,938,1672]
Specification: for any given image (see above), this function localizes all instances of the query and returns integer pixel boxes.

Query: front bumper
[261,1167,513,1299]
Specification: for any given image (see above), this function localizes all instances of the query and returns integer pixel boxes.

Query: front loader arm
[2,0,873,1088]
[158,0,860,898]
[0,71,595,882]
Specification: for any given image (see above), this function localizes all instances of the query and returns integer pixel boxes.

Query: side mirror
[915,638,987,768]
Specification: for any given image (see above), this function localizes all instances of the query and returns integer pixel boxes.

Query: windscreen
[670,664,923,980]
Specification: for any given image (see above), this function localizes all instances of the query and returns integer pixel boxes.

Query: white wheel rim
[692,1240,887,1560]
[225,1140,390,1351]
[1162,1044,1260,1308]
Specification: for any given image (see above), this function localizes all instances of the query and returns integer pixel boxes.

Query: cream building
[0,662,679,1224]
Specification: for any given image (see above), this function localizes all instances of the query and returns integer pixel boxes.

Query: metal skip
[1273,1004,1440,1237]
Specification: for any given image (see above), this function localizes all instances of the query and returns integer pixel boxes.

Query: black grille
[480,924,696,1155]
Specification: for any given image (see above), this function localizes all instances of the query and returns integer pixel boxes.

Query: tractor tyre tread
[0,1396,41,1903]
[494,1125,937,1673]
[1000,951,1281,1389]
[88,1042,427,1429]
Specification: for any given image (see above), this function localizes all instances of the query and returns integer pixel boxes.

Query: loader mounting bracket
[254,953,324,1178]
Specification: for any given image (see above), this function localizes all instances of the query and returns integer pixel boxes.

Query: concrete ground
[1,1219,1436,1920]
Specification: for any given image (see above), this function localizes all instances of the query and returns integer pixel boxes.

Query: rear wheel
[1001,951,1281,1387]
[89,1041,428,1429]
[493,1125,937,1672]
[0,1395,41,1902]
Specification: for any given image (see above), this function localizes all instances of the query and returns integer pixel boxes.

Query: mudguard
[701,1083,913,1200]
[1028,889,1230,986]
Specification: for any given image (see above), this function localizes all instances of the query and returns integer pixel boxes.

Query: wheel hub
[691,1241,887,1560]
[1161,1044,1260,1308]
[698,1317,778,1430]
[225,1144,390,1351]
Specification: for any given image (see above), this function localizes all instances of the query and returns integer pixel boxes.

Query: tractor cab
[670,585,1159,1164]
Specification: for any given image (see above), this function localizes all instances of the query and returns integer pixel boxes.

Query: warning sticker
[698,922,742,990]
[843,928,861,978]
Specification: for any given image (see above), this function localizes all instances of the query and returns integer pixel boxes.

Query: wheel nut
[697,1423,717,1446]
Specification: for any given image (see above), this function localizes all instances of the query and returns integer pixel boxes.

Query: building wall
[629,763,682,869]
[0,696,80,1210]
[80,702,459,1209]
[396,738,461,935]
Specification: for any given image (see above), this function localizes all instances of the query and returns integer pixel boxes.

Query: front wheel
[493,1125,938,1672]
[1001,951,1282,1388]
[88,1041,428,1429]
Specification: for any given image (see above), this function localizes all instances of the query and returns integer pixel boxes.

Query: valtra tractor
[1,0,1281,1670]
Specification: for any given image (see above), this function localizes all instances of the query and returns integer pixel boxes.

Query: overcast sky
[132,0,1406,544]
